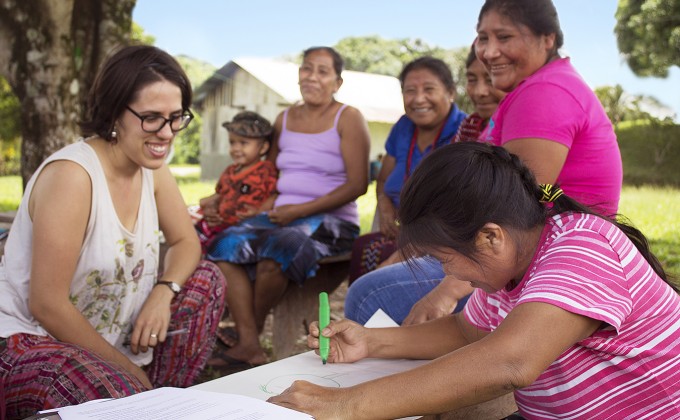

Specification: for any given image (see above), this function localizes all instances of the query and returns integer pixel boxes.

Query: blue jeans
[344,256,469,325]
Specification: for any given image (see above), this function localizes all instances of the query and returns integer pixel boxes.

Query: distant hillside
[175,55,216,92]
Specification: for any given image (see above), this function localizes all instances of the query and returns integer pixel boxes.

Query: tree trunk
[0,0,135,188]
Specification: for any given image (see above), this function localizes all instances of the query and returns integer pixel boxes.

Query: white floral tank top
[0,140,160,366]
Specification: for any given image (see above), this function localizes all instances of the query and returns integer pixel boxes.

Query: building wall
[368,122,393,160]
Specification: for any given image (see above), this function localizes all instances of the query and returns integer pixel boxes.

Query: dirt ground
[196,281,348,383]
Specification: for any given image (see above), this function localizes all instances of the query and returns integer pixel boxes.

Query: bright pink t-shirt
[465,213,680,419]
[487,58,622,216]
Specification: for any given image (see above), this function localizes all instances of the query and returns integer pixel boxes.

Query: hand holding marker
[319,292,330,364]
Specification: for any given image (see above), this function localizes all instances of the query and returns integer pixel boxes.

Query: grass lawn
[1,169,678,277]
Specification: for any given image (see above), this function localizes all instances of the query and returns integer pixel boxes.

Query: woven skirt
[207,213,359,285]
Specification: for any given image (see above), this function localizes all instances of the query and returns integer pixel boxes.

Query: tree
[0,77,20,143]
[615,0,680,77]
[171,112,202,165]
[0,0,135,187]
[132,21,155,46]
[0,77,21,175]
[594,84,674,125]
[595,85,628,125]
[171,55,215,165]
[334,36,416,76]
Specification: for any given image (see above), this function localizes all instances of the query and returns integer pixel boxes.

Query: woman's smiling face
[116,80,184,170]
[465,58,505,120]
[298,49,342,106]
[475,9,555,92]
[401,68,454,130]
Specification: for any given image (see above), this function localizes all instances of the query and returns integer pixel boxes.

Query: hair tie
[539,184,563,203]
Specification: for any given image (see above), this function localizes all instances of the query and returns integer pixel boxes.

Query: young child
[269,142,680,419]
[196,111,277,251]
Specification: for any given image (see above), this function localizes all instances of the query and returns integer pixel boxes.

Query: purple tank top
[275,104,358,225]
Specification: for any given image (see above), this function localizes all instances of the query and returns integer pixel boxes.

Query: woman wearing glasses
[0,45,226,418]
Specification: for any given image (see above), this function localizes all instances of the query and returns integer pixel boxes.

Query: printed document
[55,387,313,420]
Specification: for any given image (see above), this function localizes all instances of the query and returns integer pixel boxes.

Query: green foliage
[168,56,216,164]
[0,78,21,176]
[615,0,680,77]
[332,36,472,112]
[593,84,670,124]
[334,36,419,76]
[171,112,202,164]
[0,138,21,176]
[616,120,680,185]
[0,176,21,211]
[175,55,216,91]
[131,21,155,45]
[0,78,20,141]
[619,185,680,277]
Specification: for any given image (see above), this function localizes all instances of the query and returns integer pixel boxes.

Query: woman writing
[345,0,622,327]
[347,57,467,283]
[271,142,680,419]
[0,45,226,418]
[207,46,370,368]
[345,46,506,325]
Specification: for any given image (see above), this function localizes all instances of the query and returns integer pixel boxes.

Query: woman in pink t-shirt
[270,142,679,419]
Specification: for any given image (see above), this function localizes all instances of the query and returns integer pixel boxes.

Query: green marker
[319,292,330,365]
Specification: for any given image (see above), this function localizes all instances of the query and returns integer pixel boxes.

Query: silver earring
[111,130,117,139]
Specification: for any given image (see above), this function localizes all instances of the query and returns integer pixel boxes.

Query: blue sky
[133,0,679,119]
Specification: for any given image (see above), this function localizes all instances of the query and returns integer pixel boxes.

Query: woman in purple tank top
[207,46,370,367]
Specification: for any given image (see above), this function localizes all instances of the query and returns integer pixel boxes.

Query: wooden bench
[271,252,351,360]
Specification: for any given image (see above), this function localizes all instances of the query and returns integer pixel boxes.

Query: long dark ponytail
[398,142,674,291]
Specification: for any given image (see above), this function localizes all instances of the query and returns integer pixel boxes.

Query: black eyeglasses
[125,106,194,133]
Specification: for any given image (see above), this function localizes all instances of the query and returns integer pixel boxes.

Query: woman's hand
[308,319,369,364]
[268,381,353,419]
[128,286,173,355]
[268,204,304,226]
[402,290,458,327]
[201,204,223,227]
[199,195,222,227]
[402,276,473,326]
[236,204,259,220]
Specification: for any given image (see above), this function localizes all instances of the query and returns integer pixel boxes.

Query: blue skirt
[207,213,359,285]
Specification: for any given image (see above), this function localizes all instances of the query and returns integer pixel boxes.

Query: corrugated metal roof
[194,57,404,124]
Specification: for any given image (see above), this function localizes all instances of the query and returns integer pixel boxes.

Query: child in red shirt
[196,111,277,250]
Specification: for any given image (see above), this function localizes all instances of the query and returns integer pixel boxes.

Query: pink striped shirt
[465,212,680,419]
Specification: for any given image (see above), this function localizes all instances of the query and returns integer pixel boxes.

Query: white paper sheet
[363,307,400,328]
[55,387,312,420]
[192,309,427,419]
